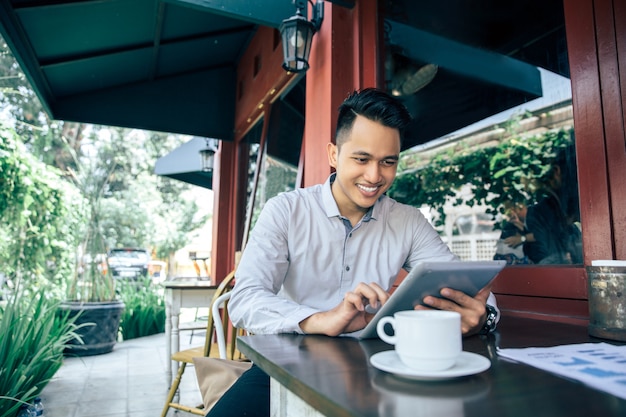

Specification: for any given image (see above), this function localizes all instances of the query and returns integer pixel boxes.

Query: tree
[88,128,208,257]
[0,38,81,171]
[0,124,84,294]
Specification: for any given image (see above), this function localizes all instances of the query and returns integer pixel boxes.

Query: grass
[117,276,165,340]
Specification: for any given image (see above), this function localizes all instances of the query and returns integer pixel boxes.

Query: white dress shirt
[229,174,495,335]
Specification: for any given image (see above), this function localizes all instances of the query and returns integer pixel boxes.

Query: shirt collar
[322,174,341,218]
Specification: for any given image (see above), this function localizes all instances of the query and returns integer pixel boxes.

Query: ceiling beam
[52,67,236,140]
[166,0,295,28]
[386,19,543,97]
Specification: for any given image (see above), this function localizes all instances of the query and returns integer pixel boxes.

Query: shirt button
[346,266,350,271]
[349,233,352,238]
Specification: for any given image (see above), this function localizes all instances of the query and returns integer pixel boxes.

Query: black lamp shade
[199,147,215,172]
[280,11,315,73]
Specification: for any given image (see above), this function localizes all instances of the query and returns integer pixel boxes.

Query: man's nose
[363,162,381,182]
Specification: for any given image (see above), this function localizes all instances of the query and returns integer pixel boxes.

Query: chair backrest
[212,292,232,359]
[202,270,237,357]
[211,291,248,360]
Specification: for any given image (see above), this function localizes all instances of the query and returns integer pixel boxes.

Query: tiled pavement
[40,328,206,417]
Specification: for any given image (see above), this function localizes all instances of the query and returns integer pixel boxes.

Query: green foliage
[147,132,210,260]
[0,286,80,417]
[389,128,574,226]
[152,195,208,261]
[75,128,206,261]
[0,124,83,294]
[62,129,119,302]
[1,39,75,171]
[117,277,165,340]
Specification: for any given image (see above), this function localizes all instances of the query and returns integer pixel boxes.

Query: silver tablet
[351,260,506,339]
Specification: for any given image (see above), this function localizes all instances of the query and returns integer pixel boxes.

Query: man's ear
[327,142,338,168]
[553,164,562,183]
[549,164,562,190]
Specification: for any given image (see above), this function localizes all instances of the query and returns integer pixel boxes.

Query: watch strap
[478,304,498,335]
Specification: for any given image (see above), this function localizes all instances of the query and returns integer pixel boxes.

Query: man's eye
[353,157,368,163]
[381,160,397,167]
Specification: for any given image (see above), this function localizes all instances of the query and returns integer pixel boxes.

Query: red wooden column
[598,0,626,260]
[302,0,381,186]
[211,26,297,282]
[564,0,626,262]
[210,141,238,283]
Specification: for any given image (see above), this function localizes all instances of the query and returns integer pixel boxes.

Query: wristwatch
[520,234,527,243]
[478,304,498,335]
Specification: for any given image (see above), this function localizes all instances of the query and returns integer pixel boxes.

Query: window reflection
[389,72,580,265]
[249,151,298,231]
[523,143,582,264]
[242,85,305,241]
[383,0,579,265]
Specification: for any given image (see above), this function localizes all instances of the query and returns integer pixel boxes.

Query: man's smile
[357,183,380,194]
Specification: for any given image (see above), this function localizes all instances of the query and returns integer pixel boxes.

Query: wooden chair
[160,270,240,417]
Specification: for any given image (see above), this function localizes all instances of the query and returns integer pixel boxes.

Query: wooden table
[163,279,217,384]
[238,316,626,417]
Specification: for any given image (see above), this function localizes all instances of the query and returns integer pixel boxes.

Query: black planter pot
[59,300,125,356]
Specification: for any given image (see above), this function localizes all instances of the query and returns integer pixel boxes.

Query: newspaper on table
[497,342,626,400]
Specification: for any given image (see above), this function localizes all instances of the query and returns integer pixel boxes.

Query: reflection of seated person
[494,202,533,265]
[524,146,582,265]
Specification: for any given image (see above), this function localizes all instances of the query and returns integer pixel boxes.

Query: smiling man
[206,88,498,417]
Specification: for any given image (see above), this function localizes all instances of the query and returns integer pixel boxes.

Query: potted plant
[58,148,125,356]
[60,225,124,356]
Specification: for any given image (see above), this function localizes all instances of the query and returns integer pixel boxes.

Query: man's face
[513,205,527,221]
[327,115,401,219]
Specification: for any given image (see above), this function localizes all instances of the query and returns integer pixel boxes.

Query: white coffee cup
[376,310,462,371]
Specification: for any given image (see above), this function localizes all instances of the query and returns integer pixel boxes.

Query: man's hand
[503,234,523,247]
[415,284,492,335]
[508,214,525,231]
[299,282,389,336]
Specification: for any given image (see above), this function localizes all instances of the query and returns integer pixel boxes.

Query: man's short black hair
[335,88,412,148]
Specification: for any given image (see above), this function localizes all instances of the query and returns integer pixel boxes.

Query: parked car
[107,248,151,280]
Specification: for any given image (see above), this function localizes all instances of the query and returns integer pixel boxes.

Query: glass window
[242,83,305,240]
[384,0,580,265]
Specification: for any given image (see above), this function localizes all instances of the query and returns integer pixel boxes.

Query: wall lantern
[280,0,324,73]
[199,138,217,172]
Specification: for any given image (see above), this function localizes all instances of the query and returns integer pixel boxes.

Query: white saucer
[370,351,491,381]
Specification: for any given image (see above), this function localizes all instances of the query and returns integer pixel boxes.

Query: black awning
[154,137,213,189]
[0,0,294,141]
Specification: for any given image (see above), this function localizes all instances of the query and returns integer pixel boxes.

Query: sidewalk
[40,331,205,417]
